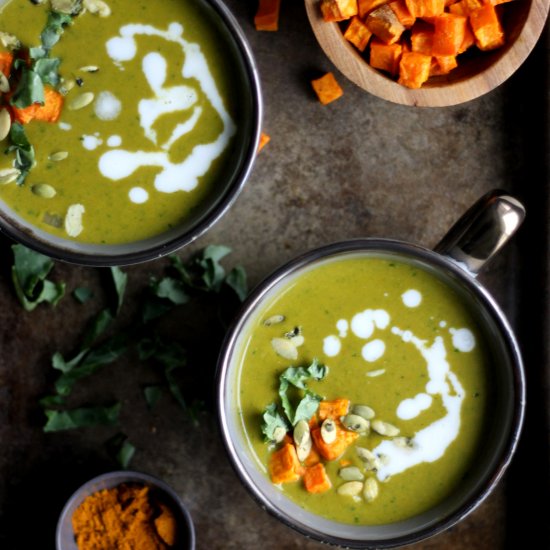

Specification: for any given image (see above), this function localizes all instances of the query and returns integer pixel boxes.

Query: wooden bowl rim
[305,0,550,107]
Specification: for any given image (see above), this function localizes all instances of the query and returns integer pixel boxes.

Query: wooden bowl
[305,0,550,107]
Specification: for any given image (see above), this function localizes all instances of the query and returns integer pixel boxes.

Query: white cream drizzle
[402,289,422,308]
[100,22,236,196]
[323,335,341,357]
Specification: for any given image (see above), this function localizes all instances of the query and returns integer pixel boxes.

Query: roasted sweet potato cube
[357,0,388,18]
[320,0,358,22]
[311,72,344,105]
[254,0,281,31]
[366,4,406,44]
[469,4,504,50]
[404,0,445,18]
[430,55,458,75]
[388,0,416,27]
[370,38,403,76]
[398,51,432,88]
[303,463,332,494]
[344,16,373,51]
[432,13,467,56]
[269,443,303,484]
[410,21,434,55]
[318,399,351,420]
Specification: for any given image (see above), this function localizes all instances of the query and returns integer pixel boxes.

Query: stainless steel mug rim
[216,237,525,549]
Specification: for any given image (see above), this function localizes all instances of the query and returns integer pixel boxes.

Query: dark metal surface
[0,1,548,549]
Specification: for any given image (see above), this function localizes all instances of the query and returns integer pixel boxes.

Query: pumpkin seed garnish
[0,108,11,141]
[351,404,375,420]
[363,477,379,502]
[84,0,111,17]
[356,447,381,471]
[51,0,82,14]
[32,183,56,199]
[290,334,305,347]
[338,466,364,481]
[263,314,285,326]
[271,337,298,360]
[0,73,10,94]
[337,481,363,497]
[64,203,85,237]
[0,168,21,185]
[366,369,385,377]
[372,420,400,437]
[59,79,76,95]
[0,31,20,51]
[78,65,99,73]
[342,414,370,434]
[68,92,95,111]
[49,151,69,162]
[320,418,337,444]
[272,426,287,444]
[293,420,310,447]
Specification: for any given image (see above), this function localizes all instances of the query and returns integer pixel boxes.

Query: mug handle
[434,189,526,278]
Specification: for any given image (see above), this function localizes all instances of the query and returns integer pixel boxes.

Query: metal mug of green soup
[217,189,525,548]
[0,0,262,266]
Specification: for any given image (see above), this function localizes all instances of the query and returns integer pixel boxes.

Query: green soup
[235,254,492,525]
[0,0,241,244]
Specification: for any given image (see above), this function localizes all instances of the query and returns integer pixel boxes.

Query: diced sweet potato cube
[366,4,406,44]
[254,0,281,31]
[388,0,416,27]
[311,422,358,461]
[430,55,458,75]
[311,72,344,105]
[459,23,476,52]
[303,445,322,467]
[398,51,432,88]
[469,4,504,50]
[320,0,358,22]
[318,399,350,420]
[404,0,445,18]
[462,0,484,11]
[410,21,434,55]
[370,39,403,76]
[303,463,332,494]
[0,52,13,78]
[258,132,270,152]
[269,443,303,484]
[344,16,373,51]
[12,87,64,124]
[357,0,388,18]
[432,13,467,56]
[448,1,467,15]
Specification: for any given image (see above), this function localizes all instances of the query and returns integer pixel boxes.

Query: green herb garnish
[110,266,127,314]
[6,123,36,184]
[261,403,290,443]
[73,287,93,303]
[43,402,121,432]
[11,244,65,310]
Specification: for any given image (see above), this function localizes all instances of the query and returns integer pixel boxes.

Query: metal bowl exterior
[56,470,196,550]
[216,238,525,548]
[0,0,263,267]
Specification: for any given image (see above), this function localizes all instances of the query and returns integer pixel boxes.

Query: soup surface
[235,255,492,525]
[0,0,239,243]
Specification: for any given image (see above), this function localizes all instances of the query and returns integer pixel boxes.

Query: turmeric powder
[72,483,178,550]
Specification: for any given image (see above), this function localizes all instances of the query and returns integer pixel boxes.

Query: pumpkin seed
[351,404,375,420]
[263,314,285,326]
[296,437,312,462]
[372,420,400,437]
[52,0,82,14]
[0,109,11,141]
[79,65,99,73]
[0,168,20,185]
[43,212,63,228]
[342,414,370,434]
[337,481,363,497]
[293,420,310,448]
[59,79,76,95]
[68,92,95,111]
[49,151,69,162]
[356,447,381,471]
[0,73,10,94]
[272,426,287,444]
[84,0,111,17]
[338,466,364,482]
[64,204,85,237]
[271,337,298,360]
[394,436,415,449]
[320,418,337,444]
[289,334,305,347]
[366,369,385,377]
[32,183,56,199]
[363,477,379,502]
[0,31,20,51]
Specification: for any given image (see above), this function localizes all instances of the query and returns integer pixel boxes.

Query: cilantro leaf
[33,57,61,86]
[40,11,73,52]
[10,67,45,108]
[106,432,136,469]
[151,277,189,305]
[110,266,127,314]
[73,287,93,303]
[43,403,121,432]
[294,391,323,425]
[225,266,248,302]
[261,403,289,442]
[7,123,35,184]
[11,244,65,310]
